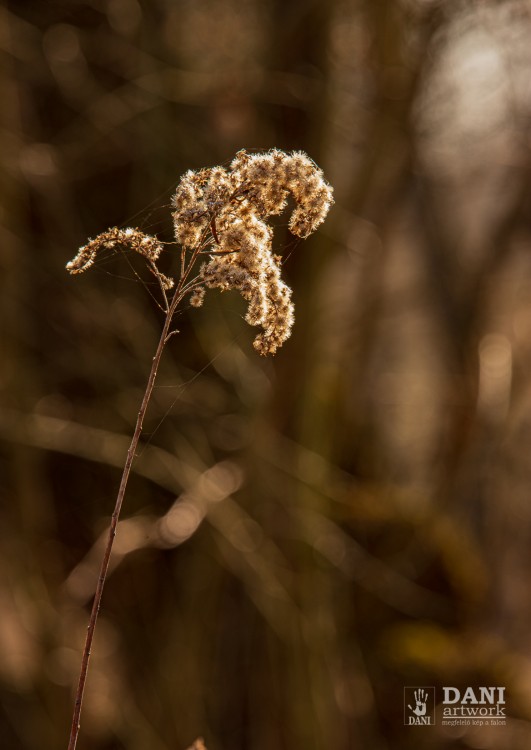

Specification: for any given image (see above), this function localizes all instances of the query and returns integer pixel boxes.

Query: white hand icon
[408,688,428,717]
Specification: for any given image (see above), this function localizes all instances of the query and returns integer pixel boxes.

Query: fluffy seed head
[173,149,333,354]
[67,150,333,356]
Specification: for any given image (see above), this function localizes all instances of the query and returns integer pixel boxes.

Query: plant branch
[64,149,333,748]
[67,290,180,750]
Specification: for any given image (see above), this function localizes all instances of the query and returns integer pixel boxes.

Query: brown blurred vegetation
[3,0,531,748]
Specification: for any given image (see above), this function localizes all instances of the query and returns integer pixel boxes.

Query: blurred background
[2,0,531,748]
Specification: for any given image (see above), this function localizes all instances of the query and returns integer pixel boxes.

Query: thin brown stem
[67,289,181,750]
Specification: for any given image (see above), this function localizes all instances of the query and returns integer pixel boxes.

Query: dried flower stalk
[65,150,332,749]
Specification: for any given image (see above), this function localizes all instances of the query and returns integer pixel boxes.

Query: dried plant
[65,149,333,749]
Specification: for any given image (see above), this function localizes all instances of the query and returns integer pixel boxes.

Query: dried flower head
[172,148,333,354]
[66,226,174,290]
[67,149,333,355]
[186,740,207,750]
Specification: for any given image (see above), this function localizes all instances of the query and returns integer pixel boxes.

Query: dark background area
[2,0,531,748]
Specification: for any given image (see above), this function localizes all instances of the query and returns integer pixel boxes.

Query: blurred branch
[295,507,450,619]
[0,406,478,623]
[0,408,300,638]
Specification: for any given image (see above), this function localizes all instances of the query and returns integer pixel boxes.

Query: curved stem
[67,296,177,750]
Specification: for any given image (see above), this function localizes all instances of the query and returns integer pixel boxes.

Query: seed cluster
[66,227,174,290]
[173,149,333,354]
[67,150,333,355]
